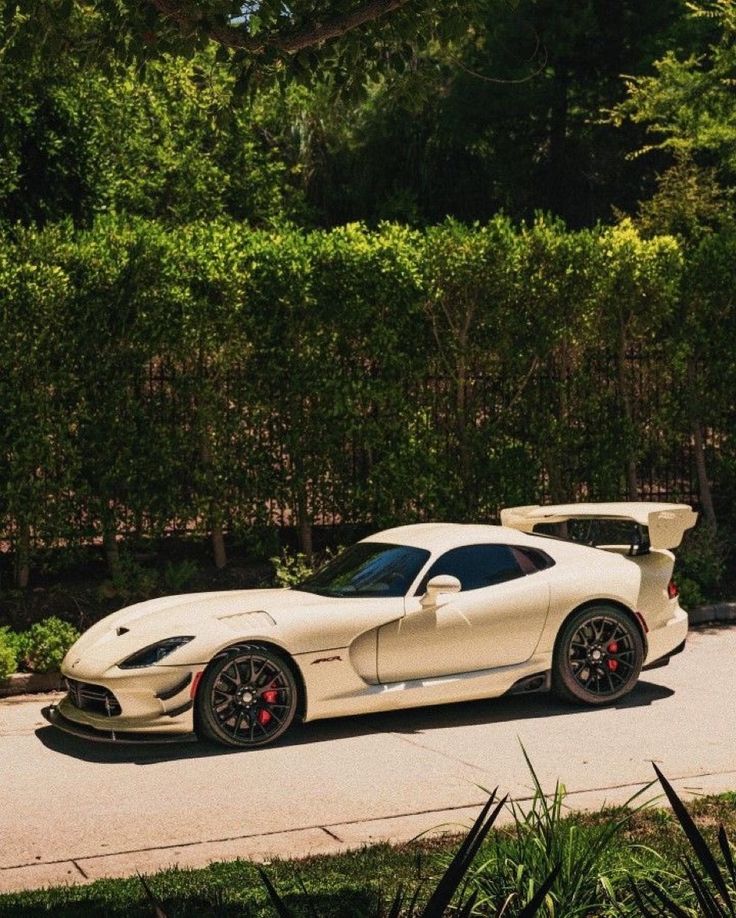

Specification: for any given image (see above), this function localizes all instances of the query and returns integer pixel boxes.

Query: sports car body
[46,501,696,747]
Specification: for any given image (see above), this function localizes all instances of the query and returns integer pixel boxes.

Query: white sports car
[46,502,696,748]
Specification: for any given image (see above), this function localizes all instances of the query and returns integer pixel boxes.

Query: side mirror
[421,574,462,610]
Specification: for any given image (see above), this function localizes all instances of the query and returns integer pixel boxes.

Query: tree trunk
[687,360,717,529]
[14,520,31,589]
[616,321,639,501]
[101,509,121,580]
[200,437,228,569]
[211,520,227,570]
[455,353,471,516]
[295,483,313,561]
[548,65,569,217]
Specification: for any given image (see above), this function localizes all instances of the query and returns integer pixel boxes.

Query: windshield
[295,542,430,598]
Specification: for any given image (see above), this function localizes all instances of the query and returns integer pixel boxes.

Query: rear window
[510,546,556,573]
[533,518,648,552]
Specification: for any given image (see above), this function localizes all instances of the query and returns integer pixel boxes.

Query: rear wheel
[196,645,299,748]
[553,605,644,705]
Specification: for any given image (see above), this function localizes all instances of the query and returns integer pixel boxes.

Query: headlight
[118,637,194,669]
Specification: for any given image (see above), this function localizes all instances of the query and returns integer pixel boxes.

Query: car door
[377,543,551,683]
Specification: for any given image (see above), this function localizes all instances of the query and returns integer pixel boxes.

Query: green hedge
[0,618,80,678]
[1,215,734,581]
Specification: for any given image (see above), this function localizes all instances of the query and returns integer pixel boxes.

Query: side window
[416,544,524,594]
[510,546,555,573]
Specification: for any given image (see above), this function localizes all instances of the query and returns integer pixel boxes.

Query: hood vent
[219,610,276,629]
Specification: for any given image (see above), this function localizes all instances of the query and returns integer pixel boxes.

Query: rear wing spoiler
[500,502,698,550]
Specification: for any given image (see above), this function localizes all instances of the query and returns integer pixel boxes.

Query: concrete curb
[0,672,64,698]
[688,602,736,626]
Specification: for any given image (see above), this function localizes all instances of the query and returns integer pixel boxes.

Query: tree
[613,0,736,185]
[1,0,480,89]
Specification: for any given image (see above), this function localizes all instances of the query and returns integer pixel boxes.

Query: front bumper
[43,703,197,744]
[54,664,200,740]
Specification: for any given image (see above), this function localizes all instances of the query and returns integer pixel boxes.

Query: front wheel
[553,606,644,705]
[196,645,299,748]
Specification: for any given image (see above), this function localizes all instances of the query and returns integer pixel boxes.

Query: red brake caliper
[607,641,619,671]
[258,689,278,726]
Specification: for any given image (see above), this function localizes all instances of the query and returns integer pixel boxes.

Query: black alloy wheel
[196,645,299,748]
[553,605,644,705]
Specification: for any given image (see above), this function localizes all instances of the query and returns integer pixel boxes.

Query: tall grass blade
[257,866,293,918]
[720,826,736,886]
[295,872,320,918]
[458,889,479,917]
[137,872,168,918]
[421,789,507,918]
[653,763,734,913]
[628,877,659,917]
[682,856,725,917]
[404,882,424,917]
[517,863,561,918]
[642,878,693,918]
[385,883,405,918]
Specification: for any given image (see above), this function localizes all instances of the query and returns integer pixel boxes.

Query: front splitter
[41,704,198,744]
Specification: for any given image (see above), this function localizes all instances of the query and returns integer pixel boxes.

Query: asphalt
[2,624,736,894]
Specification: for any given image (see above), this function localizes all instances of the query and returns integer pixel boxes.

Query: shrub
[162,560,199,594]
[270,550,317,588]
[20,616,80,673]
[100,554,160,603]
[464,749,646,915]
[676,525,726,604]
[0,628,19,680]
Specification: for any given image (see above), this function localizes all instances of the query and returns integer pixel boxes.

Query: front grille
[66,678,122,717]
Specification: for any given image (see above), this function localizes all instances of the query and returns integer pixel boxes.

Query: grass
[3,792,736,918]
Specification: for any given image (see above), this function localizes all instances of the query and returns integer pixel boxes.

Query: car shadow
[35,679,674,765]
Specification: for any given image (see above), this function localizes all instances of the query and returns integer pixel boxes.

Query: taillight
[668,580,679,600]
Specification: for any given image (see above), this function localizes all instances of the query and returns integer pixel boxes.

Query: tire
[196,644,299,748]
[552,605,644,706]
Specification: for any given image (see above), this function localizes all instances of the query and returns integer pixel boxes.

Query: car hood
[62,588,402,677]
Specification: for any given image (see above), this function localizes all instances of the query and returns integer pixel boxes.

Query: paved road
[2,624,736,894]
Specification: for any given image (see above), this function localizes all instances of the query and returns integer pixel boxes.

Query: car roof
[362,522,549,553]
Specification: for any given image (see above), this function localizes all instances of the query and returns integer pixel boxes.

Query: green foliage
[18,616,80,674]
[270,551,318,588]
[614,1,736,175]
[0,627,19,680]
[234,525,282,563]
[633,764,736,915]
[0,216,731,587]
[465,750,647,915]
[161,560,199,595]
[103,556,160,604]
[676,526,727,604]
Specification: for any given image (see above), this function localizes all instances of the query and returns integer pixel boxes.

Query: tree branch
[147,0,415,54]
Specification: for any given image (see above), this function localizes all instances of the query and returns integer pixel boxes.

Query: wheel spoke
[208,650,297,747]
[567,614,639,697]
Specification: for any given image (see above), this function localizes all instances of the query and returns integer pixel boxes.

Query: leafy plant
[676,525,727,604]
[161,560,199,594]
[270,550,318,588]
[19,616,80,673]
[466,747,649,916]
[632,764,736,916]
[234,525,281,562]
[257,788,558,917]
[99,554,161,603]
[0,627,19,680]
